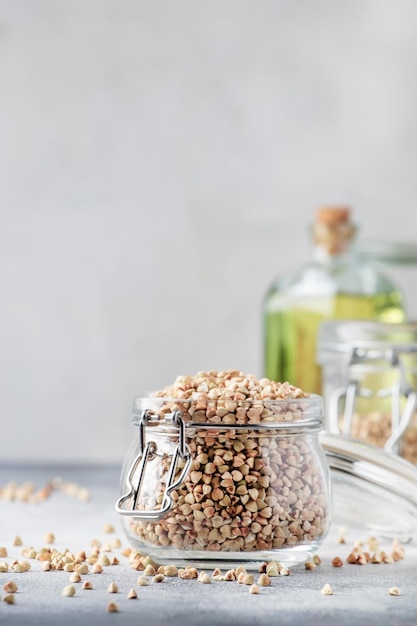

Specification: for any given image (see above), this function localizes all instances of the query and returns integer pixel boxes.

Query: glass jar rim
[131,393,324,428]
[317,320,417,357]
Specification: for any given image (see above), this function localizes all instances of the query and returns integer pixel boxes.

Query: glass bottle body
[264,250,405,394]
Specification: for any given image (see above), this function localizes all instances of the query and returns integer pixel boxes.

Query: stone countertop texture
[0,463,416,626]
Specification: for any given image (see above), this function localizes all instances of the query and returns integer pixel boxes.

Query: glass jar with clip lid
[115,371,331,569]
[317,320,417,542]
[317,320,417,463]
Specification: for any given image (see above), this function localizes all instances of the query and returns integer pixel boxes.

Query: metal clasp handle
[115,409,192,520]
[329,380,373,436]
[328,347,417,453]
[383,350,417,453]
[385,389,417,453]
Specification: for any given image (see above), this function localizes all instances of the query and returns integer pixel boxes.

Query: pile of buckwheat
[126,370,329,555]
[153,370,309,424]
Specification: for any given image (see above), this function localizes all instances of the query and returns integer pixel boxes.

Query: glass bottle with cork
[263,206,405,394]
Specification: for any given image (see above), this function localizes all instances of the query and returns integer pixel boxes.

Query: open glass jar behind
[116,394,330,569]
[317,320,417,463]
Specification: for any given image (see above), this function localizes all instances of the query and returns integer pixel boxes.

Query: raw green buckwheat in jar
[116,370,331,568]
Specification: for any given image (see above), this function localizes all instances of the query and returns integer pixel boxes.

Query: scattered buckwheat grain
[69,572,82,583]
[279,566,290,576]
[152,574,164,583]
[257,574,271,586]
[62,585,76,597]
[388,587,401,596]
[321,584,333,595]
[163,565,178,577]
[198,572,211,584]
[3,594,15,605]
[103,524,115,534]
[12,564,25,573]
[76,563,89,575]
[238,573,254,585]
[265,562,280,577]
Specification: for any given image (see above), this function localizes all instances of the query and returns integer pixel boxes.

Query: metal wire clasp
[115,409,192,520]
[329,346,417,454]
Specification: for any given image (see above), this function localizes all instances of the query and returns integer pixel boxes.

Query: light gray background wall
[1,0,417,463]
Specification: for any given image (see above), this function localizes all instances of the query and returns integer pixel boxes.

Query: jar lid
[317,320,417,357]
[320,431,417,541]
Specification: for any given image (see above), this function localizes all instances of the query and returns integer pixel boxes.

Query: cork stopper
[316,206,351,225]
[313,205,355,254]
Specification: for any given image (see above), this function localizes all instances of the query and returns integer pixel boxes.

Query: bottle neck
[312,218,356,259]
[313,245,354,265]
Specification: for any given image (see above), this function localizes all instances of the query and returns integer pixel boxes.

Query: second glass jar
[317,320,417,463]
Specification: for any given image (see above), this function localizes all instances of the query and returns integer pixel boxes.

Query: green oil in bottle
[264,290,405,394]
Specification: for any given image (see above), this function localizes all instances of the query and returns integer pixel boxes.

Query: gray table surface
[1,463,416,626]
